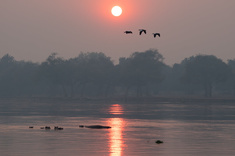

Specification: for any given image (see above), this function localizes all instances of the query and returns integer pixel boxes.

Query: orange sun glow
[111,6,122,17]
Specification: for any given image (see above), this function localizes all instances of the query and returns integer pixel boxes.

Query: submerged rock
[155,140,164,144]
[84,125,111,129]
[54,126,64,130]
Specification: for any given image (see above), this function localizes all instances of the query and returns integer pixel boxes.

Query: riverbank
[1,96,235,104]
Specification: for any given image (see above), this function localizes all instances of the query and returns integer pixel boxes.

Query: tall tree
[39,53,69,97]
[117,49,165,97]
[227,59,235,95]
[182,55,230,97]
[0,54,39,96]
[71,52,115,97]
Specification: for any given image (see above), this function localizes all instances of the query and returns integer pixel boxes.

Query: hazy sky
[1,0,235,65]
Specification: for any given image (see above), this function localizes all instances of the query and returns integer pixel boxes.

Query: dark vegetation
[1,49,235,98]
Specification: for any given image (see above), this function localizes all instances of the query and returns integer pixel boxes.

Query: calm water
[0,98,235,156]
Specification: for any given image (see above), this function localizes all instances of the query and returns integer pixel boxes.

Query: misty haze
[0,49,235,98]
[0,1,235,156]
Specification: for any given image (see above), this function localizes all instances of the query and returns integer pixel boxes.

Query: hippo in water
[79,125,111,129]
[155,140,164,144]
[45,126,51,130]
[54,126,64,130]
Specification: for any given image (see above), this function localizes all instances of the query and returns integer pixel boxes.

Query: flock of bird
[124,29,160,38]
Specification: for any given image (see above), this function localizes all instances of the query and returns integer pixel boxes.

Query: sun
[111,6,122,17]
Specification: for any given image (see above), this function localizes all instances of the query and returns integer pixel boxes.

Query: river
[0,98,234,156]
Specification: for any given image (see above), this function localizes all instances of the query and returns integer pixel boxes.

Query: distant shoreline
[1,96,235,104]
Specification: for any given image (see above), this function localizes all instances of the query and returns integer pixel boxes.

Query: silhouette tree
[227,59,235,96]
[165,59,202,96]
[1,51,234,98]
[158,63,186,95]
[182,55,230,97]
[14,61,39,96]
[70,52,115,97]
[117,49,165,97]
[0,54,39,96]
[0,54,17,96]
[39,53,70,97]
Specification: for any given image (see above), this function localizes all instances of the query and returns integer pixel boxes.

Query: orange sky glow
[0,0,235,65]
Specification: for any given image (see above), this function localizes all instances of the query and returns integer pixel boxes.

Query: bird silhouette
[124,31,133,34]
[139,29,147,35]
[153,33,160,38]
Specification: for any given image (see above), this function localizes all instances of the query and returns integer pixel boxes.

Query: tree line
[1,49,235,98]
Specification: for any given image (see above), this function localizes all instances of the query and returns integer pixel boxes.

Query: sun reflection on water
[109,104,124,115]
[108,104,124,156]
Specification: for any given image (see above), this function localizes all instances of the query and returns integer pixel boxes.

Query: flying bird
[124,31,133,34]
[153,33,160,38]
[139,29,147,35]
